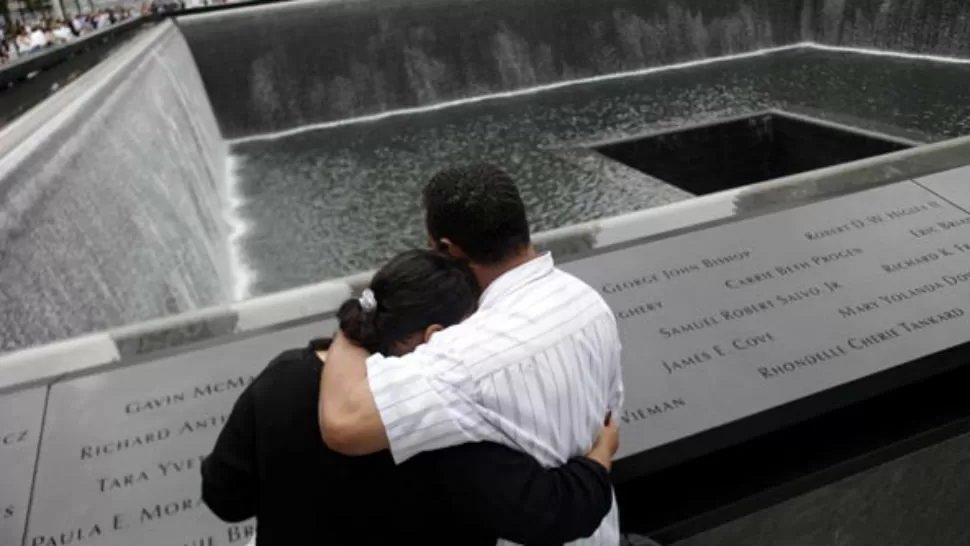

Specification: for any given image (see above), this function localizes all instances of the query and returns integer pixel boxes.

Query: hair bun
[337,296,380,353]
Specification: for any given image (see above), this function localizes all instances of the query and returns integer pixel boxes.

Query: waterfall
[0,22,231,352]
[181,0,809,139]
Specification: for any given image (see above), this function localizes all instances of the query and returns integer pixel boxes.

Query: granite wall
[0,22,231,353]
[670,429,970,546]
[178,0,813,138]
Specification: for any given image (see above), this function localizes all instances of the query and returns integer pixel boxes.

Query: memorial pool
[230,46,970,297]
[4,0,970,544]
[5,0,970,352]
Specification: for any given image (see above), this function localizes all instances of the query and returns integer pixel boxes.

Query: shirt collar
[479,252,555,309]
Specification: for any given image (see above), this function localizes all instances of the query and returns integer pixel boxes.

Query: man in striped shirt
[320,164,624,545]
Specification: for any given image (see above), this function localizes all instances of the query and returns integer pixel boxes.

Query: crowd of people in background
[0,0,245,65]
[0,6,142,65]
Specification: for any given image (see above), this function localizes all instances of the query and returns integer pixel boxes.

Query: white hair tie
[358,289,377,313]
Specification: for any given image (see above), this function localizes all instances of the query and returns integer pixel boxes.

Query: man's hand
[584,416,619,471]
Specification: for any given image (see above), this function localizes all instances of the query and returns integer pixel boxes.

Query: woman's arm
[408,419,619,544]
[201,386,259,522]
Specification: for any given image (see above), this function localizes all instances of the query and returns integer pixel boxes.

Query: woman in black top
[202,250,618,546]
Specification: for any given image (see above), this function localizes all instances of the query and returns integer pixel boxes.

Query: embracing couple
[202,164,625,545]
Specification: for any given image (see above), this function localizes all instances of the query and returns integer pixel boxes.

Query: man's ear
[423,324,444,344]
[436,238,467,260]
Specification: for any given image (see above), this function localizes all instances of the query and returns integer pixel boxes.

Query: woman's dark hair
[337,250,480,355]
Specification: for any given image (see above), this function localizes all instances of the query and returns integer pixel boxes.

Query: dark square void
[594,112,915,195]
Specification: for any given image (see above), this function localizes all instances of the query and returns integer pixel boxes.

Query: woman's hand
[584,414,619,471]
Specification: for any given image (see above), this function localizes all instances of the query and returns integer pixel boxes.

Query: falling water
[7,0,970,351]
[0,24,231,352]
[227,44,970,297]
[180,0,970,141]
[180,0,810,139]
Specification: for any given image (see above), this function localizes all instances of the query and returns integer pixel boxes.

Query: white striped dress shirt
[366,253,624,546]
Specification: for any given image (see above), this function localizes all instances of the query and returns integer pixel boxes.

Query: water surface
[231,48,970,297]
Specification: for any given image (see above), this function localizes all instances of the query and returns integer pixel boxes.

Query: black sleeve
[201,385,259,522]
[410,442,613,545]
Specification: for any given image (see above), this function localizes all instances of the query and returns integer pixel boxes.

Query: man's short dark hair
[423,164,531,265]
